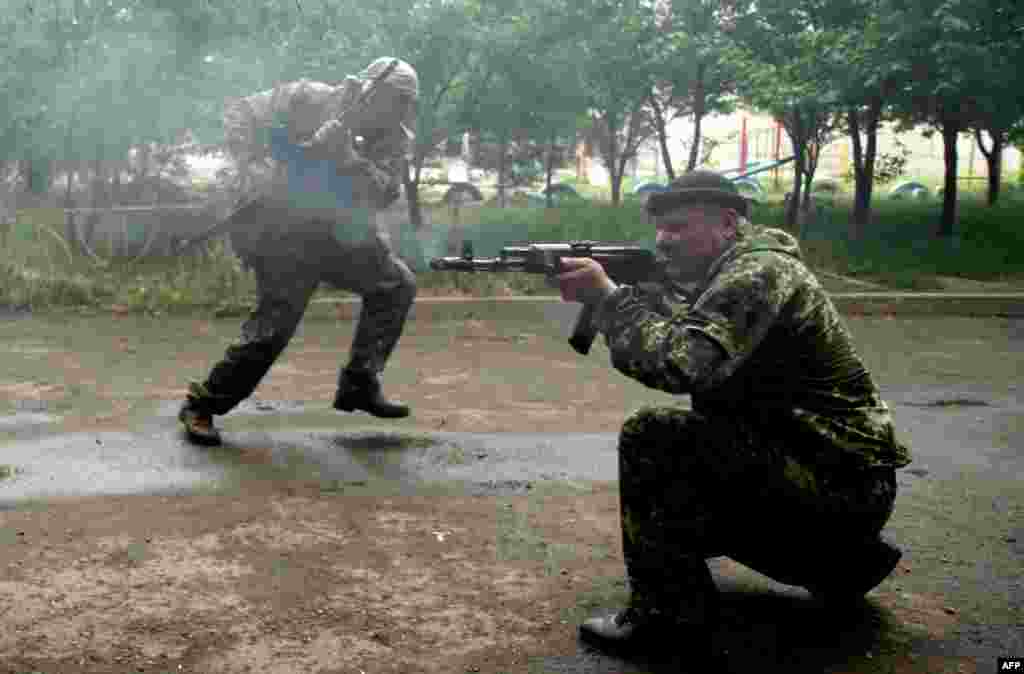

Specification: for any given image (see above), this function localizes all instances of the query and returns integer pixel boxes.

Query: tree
[730,3,842,229]
[364,0,484,227]
[519,21,588,206]
[454,7,550,207]
[812,1,910,236]
[1,0,303,206]
[884,0,1017,235]
[648,0,738,180]
[565,0,663,205]
[964,1,1024,205]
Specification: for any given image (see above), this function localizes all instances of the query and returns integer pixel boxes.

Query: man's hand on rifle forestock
[557,257,618,305]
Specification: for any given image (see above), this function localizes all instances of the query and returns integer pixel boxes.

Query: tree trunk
[90,158,107,207]
[64,170,74,208]
[601,112,623,206]
[497,135,508,209]
[784,135,806,229]
[648,95,675,182]
[787,157,804,231]
[615,146,632,208]
[62,169,76,251]
[112,162,122,204]
[974,127,1004,206]
[802,141,820,209]
[938,122,959,238]
[687,62,706,172]
[133,143,151,182]
[545,129,556,208]
[404,158,424,229]
[848,111,866,238]
[18,160,34,197]
[782,112,806,231]
[847,100,880,239]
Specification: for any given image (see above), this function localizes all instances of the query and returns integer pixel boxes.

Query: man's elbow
[609,353,694,395]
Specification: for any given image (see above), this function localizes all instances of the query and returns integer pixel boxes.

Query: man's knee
[621,406,703,442]
[619,406,708,467]
[237,292,310,354]
[364,254,416,307]
[394,256,417,302]
[226,332,290,365]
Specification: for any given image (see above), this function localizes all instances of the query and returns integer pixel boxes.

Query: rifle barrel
[429,257,516,272]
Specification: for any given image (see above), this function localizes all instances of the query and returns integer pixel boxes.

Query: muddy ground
[1,310,1022,674]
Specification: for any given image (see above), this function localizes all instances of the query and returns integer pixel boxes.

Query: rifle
[175,60,401,255]
[429,240,662,356]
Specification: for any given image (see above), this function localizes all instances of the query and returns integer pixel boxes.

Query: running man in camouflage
[556,170,912,658]
[179,58,420,445]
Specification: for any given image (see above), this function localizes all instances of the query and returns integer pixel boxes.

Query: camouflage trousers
[187,223,415,416]
[618,405,897,626]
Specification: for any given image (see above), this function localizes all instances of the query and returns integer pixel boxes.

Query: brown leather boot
[178,402,222,446]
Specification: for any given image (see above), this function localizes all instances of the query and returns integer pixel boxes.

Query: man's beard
[655,242,708,283]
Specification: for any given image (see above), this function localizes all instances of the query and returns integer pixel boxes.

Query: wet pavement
[1,313,1022,672]
[0,385,1021,505]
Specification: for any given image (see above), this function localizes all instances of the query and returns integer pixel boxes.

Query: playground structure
[576,108,1023,191]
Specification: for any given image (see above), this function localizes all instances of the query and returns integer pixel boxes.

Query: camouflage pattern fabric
[186,63,418,416]
[594,220,912,471]
[222,73,412,247]
[618,405,897,625]
[187,229,415,416]
[590,219,908,624]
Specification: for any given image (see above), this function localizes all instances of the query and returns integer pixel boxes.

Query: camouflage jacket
[594,222,912,471]
[223,78,407,214]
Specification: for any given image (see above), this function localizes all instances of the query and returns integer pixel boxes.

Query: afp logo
[999,659,1023,671]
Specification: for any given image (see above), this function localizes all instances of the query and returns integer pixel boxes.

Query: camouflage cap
[358,57,419,101]
[645,170,749,217]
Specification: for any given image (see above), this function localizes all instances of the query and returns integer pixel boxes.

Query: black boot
[806,534,903,604]
[579,607,715,655]
[333,369,410,419]
[178,401,222,446]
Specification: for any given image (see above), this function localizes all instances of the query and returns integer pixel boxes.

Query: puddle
[906,398,991,408]
[0,412,60,428]
[155,399,310,418]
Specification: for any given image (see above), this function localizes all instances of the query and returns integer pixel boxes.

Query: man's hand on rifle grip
[556,257,618,305]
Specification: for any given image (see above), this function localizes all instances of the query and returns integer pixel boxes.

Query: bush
[4,197,1022,311]
[842,138,910,185]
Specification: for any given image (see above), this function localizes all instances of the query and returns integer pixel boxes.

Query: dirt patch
[0,484,623,674]
[1,314,1018,672]
[0,315,664,435]
[0,380,66,400]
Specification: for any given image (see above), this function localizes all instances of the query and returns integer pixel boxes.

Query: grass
[761,197,1024,287]
[1,215,258,315]
[2,194,1022,313]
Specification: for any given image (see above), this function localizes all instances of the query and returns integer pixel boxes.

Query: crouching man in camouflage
[179,58,419,445]
[556,171,912,657]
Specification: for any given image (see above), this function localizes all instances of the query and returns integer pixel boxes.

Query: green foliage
[3,198,1023,312]
[761,199,1024,281]
[843,139,910,186]
[3,0,1023,250]
[451,0,585,194]
[643,1,741,177]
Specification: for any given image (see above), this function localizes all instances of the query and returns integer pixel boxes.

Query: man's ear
[723,208,739,237]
